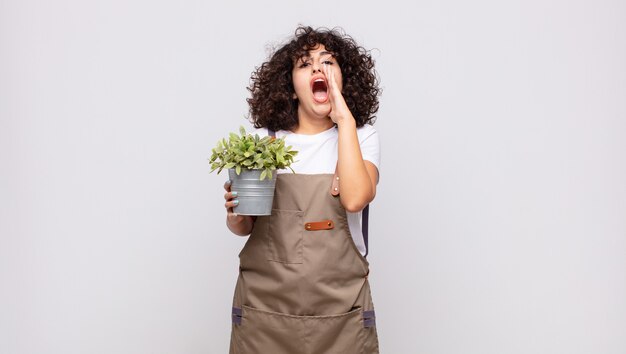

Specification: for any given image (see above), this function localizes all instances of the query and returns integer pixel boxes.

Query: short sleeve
[357,124,381,182]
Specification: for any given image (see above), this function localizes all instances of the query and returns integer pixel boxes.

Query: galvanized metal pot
[228,169,277,215]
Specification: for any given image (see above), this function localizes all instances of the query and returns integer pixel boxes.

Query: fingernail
[231,191,238,197]
[233,200,239,205]
[226,179,231,184]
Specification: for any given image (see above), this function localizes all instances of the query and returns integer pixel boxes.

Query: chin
[315,112,332,120]
[312,104,331,117]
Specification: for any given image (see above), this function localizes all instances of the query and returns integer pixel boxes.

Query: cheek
[292,74,308,94]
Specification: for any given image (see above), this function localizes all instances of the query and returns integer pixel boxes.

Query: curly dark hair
[247,26,380,131]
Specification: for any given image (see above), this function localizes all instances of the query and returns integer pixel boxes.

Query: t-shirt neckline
[286,125,337,138]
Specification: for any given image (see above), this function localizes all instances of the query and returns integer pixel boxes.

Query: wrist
[335,115,356,128]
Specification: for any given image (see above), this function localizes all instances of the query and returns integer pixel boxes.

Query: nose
[312,65,322,73]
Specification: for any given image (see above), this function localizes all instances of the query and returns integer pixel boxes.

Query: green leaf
[229,132,241,142]
[260,169,267,181]
[235,165,241,175]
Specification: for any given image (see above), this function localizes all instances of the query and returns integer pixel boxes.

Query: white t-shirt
[250,124,381,256]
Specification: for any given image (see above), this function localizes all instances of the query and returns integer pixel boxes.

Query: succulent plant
[209,126,298,180]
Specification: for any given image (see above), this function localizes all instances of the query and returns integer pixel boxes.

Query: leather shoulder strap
[331,166,340,196]
[362,204,370,257]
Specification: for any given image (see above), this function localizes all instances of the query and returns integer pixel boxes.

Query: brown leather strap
[330,162,340,196]
[304,220,334,231]
[363,204,369,257]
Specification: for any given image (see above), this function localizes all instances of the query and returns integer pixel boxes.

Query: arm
[336,120,378,212]
[323,64,379,213]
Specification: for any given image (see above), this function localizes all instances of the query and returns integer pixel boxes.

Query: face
[291,44,343,121]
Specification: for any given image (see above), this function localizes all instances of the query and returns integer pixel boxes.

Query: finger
[227,210,240,219]
[329,65,338,95]
[323,64,333,91]
[328,64,333,83]
[225,200,240,209]
[227,205,241,218]
[328,66,338,99]
[323,65,335,106]
[226,207,240,218]
[223,179,232,192]
[224,191,238,201]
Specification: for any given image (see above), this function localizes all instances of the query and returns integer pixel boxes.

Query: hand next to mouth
[322,63,355,125]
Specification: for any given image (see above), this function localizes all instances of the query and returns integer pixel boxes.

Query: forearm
[336,118,375,212]
[227,215,255,236]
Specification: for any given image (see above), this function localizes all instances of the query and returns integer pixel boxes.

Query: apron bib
[229,173,379,354]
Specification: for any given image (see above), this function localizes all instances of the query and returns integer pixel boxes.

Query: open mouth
[311,78,328,103]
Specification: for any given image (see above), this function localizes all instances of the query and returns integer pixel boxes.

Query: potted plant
[209,126,298,215]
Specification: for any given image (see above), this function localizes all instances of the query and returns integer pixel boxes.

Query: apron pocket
[234,305,365,354]
[266,209,304,264]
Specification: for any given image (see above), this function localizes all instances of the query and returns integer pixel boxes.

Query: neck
[292,113,335,135]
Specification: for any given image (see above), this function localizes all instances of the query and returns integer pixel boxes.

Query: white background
[1,0,625,353]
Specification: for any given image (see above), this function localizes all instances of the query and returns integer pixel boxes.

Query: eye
[298,60,311,68]
[322,60,334,65]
